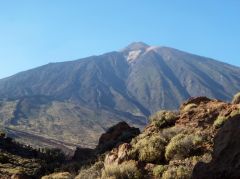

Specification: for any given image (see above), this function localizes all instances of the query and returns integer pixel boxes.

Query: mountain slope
[1,42,239,110]
[0,96,146,149]
[0,42,240,148]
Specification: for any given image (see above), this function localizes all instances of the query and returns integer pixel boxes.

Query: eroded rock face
[105,143,132,165]
[96,121,140,153]
[192,114,240,179]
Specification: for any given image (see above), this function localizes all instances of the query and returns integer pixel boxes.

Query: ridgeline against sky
[0,0,239,78]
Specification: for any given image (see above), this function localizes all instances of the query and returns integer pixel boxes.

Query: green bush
[149,110,178,128]
[232,92,240,104]
[102,160,142,179]
[152,165,167,178]
[162,166,191,179]
[133,134,166,163]
[165,133,203,161]
[213,115,229,128]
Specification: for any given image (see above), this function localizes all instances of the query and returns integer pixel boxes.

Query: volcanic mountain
[0,42,240,149]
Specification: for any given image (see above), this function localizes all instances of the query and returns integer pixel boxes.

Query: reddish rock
[105,143,132,165]
[192,114,240,179]
[177,98,229,129]
[180,96,212,109]
[97,121,140,153]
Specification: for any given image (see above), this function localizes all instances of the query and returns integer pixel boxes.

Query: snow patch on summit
[126,50,142,63]
[146,46,159,52]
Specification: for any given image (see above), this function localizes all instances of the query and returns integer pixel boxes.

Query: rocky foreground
[1,93,240,178]
[73,93,240,179]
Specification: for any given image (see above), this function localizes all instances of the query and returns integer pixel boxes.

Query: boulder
[72,147,95,162]
[105,143,132,165]
[96,121,140,153]
[192,114,240,179]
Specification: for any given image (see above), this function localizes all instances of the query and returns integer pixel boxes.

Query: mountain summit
[122,42,150,51]
[0,42,240,148]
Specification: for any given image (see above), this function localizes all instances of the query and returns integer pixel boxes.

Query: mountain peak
[123,42,150,51]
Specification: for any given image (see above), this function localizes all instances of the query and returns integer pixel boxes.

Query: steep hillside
[0,42,240,148]
[1,42,239,111]
[0,96,145,149]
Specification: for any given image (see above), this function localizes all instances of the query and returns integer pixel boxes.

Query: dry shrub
[133,133,166,163]
[162,166,191,179]
[149,110,178,128]
[161,126,184,142]
[76,161,104,179]
[152,165,167,178]
[182,103,197,113]
[232,92,240,104]
[213,115,229,128]
[165,133,203,161]
[101,160,141,179]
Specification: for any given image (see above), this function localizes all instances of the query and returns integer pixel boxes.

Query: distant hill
[0,42,240,148]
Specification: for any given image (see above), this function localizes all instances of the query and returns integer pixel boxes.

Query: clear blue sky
[0,1,239,79]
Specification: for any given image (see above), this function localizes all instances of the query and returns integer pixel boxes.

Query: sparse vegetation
[213,115,229,128]
[182,103,197,112]
[162,166,191,179]
[152,165,167,178]
[133,133,166,163]
[41,172,73,179]
[230,109,240,117]
[76,161,104,179]
[232,92,240,104]
[149,110,178,128]
[102,160,142,179]
[165,133,203,161]
[161,126,184,142]
[0,133,69,178]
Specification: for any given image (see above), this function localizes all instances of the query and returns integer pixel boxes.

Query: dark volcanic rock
[192,114,240,179]
[96,121,140,153]
[72,147,95,162]
[72,121,140,163]
[181,96,212,107]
